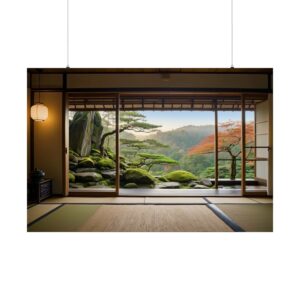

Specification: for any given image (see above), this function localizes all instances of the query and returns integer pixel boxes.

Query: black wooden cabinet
[29,178,52,203]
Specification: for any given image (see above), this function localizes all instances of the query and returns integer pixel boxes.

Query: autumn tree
[188,121,254,180]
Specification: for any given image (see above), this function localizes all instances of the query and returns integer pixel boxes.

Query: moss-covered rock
[106,149,116,160]
[123,182,138,189]
[69,153,78,163]
[69,149,80,157]
[69,172,76,183]
[200,179,214,187]
[69,161,78,171]
[96,158,115,170]
[75,168,100,173]
[157,182,180,189]
[85,181,99,187]
[75,172,102,182]
[120,161,128,170]
[100,170,116,180]
[156,175,169,182]
[165,170,197,183]
[99,180,111,186]
[123,168,156,185]
[78,157,95,168]
[91,148,101,156]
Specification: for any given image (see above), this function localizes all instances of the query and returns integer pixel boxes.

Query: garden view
[68,110,254,191]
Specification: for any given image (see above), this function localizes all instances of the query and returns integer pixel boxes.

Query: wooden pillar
[254,104,257,178]
[241,95,246,195]
[214,100,218,189]
[30,88,35,172]
[115,93,120,195]
[62,72,69,196]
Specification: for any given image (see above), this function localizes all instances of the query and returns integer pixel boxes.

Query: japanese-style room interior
[27,68,273,232]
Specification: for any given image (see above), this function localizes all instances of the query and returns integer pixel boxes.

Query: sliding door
[243,98,271,196]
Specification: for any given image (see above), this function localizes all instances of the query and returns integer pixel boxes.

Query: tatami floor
[27,196,273,232]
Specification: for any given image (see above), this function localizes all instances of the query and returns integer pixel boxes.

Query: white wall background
[0,1,300,300]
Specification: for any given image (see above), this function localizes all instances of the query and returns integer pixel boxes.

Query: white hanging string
[67,0,70,68]
[231,0,234,68]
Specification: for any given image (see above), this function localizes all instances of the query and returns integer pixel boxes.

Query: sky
[140,111,254,132]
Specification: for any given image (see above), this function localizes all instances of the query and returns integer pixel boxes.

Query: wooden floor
[28,196,273,232]
[69,187,267,197]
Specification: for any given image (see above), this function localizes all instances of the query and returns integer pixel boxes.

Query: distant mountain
[149,125,215,151]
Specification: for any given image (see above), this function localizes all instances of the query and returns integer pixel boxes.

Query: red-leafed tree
[188,121,254,180]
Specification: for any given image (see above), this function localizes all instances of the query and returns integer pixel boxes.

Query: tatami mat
[249,197,273,204]
[28,204,232,232]
[27,204,61,224]
[43,196,144,204]
[206,197,258,204]
[144,197,206,204]
[216,204,273,232]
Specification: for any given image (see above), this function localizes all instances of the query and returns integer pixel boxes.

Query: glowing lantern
[31,103,48,122]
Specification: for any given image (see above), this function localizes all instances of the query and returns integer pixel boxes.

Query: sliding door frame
[67,93,120,197]
[63,91,267,197]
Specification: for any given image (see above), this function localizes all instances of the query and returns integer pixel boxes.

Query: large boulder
[123,168,156,185]
[165,170,197,183]
[75,172,102,183]
[69,111,103,156]
[91,112,103,149]
[96,158,115,170]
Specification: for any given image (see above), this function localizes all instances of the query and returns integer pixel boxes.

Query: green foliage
[128,122,161,131]
[69,149,80,157]
[157,176,168,182]
[137,153,178,171]
[99,180,110,186]
[120,111,161,133]
[200,163,255,179]
[120,138,168,151]
[96,158,116,170]
[69,153,78,163]
[78,157,95,168]
[165,170,197,183]
[200,166,228,179]
[91,148,101,156]
[68,172,75,183]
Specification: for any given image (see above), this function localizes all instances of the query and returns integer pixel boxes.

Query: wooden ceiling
[68,92,268,111]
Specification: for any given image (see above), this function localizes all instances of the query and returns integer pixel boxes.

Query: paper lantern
[30,103,48,122]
